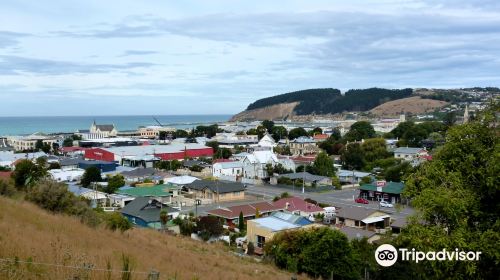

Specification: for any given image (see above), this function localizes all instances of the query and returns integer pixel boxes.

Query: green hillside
[246,88,412,115]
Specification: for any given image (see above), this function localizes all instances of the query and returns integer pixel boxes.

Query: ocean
[0,115,232,136]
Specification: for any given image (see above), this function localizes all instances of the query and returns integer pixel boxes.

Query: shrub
[103,212,132,232]
[0,179,16,197]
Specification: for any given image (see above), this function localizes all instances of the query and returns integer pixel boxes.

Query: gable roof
[165,175,199,185]
[95,124,115,132]
[121,197,178,223]
[206,201,284,219]
[359,181,405,194]
[250,212,312,232]
[120,167,156,178]
[244,150,278,164]
[187,179,246,193]
[273,197,324,213]
[336,206,389,221]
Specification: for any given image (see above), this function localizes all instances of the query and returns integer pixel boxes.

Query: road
[245,184,415,219]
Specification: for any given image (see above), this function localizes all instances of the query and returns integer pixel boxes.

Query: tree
[442,111,457,127]
[174,129,189,138]
[329,128,342,141]
[261,120,275,133]
[343,121,376,142]
[389,107,500,279]
[63,138,74,147]
[220,148,232,159]
[361,138,390,163]
[105,174,125,194]
[288,127,308,140]
[104,212,132,232]
[265,227,361,279]
[271,126,288,141]
[12,159,47,189]
[238,211,245,232]
[310,127,322,136]
[196,216,223,240]
[311,152,335,177]
[384,161,412,182]
[340,143,365,170]
[205,141,219,155]
[35,140,44,151]
[81,166,102,187]
[189,165,203,172]
[160,209,169,229]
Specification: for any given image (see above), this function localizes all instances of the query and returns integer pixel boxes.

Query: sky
[1,0,500,116]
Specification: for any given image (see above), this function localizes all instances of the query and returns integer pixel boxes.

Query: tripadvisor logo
[375,244,482,267]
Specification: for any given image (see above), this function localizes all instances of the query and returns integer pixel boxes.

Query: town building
[85,121,118,139]
[6,133,60,152]
[49,168,85,182]
[138,126,175,139]
[206,201,284,227]
[274,172,332,186]
[246,212,316,253]
[336,207,391,233]
[394,147,429,161]
[273,196,325,217]
[121,197,179,228]
[84,143,214,166]
[336,169,372,184]
[288,136,319,156]
[184,179,246,203]
[67,184,107,207]
[241,150,279,179]
[212,161,243,181]
[359,181,405,204]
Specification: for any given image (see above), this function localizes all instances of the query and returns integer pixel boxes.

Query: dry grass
[0,196,300,280]
[369,96,448,116]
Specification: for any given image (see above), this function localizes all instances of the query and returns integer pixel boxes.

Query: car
[355,197,369,204]
[380,200,394,208]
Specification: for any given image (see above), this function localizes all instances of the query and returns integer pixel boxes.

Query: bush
[189,165,203,172]
[103,212,132,232]
[0,179,16,197]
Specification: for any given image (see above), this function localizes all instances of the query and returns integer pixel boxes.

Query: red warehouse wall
[84,148,115,162]
[156,148,213,160]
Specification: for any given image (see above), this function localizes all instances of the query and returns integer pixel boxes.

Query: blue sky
[1,0,499,116]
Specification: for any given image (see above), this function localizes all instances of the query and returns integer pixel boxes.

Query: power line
[0,258,152,275]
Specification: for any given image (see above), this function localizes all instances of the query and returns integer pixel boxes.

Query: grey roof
[390,218,408,229]
[336,207,388,221]
[187,179,246,194]
[339,227,376,240]
[279,172,328,182]
[95,124,115,132]
[120,167,156,178]
[290,136,316,143]
[394,147,425,154]
[121,197,178,223]
[60,158,81,166]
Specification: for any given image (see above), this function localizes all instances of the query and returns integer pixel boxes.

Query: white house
[242,150,279,179]
[394,147,429,161]
[212,161,244,180]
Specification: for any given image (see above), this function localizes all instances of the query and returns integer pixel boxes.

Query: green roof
[116,184,180,197]
[359,182,405,194]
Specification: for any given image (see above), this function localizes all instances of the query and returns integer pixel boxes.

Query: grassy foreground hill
[0,196,297,280]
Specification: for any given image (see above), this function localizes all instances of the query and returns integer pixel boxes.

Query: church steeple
[463,104,469,124]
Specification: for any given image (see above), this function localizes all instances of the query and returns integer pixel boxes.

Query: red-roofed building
[313,134,329,142]
[212,158,235,164]
[273,197,324,217]
[60,146,89,156]
[206,201,284,227]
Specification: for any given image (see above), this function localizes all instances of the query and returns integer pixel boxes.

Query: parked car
[355,197,369,204]
[380,200,394,208]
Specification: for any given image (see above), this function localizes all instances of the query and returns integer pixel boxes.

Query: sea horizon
[0,114,233,136]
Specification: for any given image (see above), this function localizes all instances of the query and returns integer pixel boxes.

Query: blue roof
[118,185,134,191]
[251,212,312,232]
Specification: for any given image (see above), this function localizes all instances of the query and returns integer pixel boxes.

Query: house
[242,150,279,179]
[121,197,179,229]
[206,201,284,227]
[0,151,47,169]
[212,161,243,181]
[289,136,319,156]
[394,147,429,161]
[337,169,372,184]
[67,184,107,207]
[108,193,135,208]
[246,212,316,253]
[275,172,332,186]
[359,181,405,204]
[338,227,380,243]
[120,167,158,182]
[138,126,175,139]
[273,197,325,218]
[116,184,181,200]
[86,121,118,139]
[184,179,246,203]
[336,207,390,232]
[59,157,81,170]
[6,133,61,152]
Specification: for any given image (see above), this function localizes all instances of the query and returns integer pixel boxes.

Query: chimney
[285,202,290,210]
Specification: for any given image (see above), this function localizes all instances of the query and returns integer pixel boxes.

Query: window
[257,235,266,248]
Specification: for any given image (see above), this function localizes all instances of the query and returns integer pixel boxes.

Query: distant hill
[232,88,412,121]
[0,196,295,280]
[369,96,449,117]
